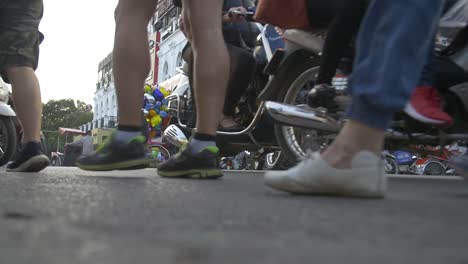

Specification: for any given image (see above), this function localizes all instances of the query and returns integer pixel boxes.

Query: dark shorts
[0,0,44,83]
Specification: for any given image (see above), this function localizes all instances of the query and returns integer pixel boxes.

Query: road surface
[1,167,467,263]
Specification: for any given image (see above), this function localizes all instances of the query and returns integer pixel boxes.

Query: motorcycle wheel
[423,161,446,176]
[384,157,399,174]
[258,151,291,170]
[145,144,171,168]
[0,116,17,166]
[51,155,62,166]
[273,57,330,163]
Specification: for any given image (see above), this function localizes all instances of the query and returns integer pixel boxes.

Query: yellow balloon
[160,87,171,97]
[148,109,157,117]
[150,115,162,127]
[144,84,152,94]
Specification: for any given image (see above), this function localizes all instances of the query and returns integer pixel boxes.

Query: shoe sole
[7,155,50,172]
[264,178,385,198]
[76,158,150,171]
[404,104,447,125]
[158,168,223,179]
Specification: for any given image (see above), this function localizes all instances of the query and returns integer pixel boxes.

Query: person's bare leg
[183,0,229,135]
[321,120,385,169]
[157,0,228,178]
[7,67,41,142]
[76,0,156,171]
[113,0,157,127]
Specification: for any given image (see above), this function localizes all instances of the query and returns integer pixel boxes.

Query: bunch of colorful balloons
[142,84,171,138]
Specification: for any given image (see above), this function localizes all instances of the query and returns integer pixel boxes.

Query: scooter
[0,78,17,166]
[262,16,468,164]
[164,15,295,170]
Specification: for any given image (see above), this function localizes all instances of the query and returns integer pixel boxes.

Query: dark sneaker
[157,144,222,179]
[76,133,149,171]
[7,142,49,172]
[307,83,337,109]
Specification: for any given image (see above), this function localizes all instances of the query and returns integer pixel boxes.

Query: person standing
[1,0,49,172]
[77,0,230,178]
[67,131,94,156]
[265,0,444,198]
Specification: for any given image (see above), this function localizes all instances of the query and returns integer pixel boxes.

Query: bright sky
[36,0,119,105]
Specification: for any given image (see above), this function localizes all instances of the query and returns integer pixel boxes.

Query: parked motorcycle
[164,16,295,170]
[262,18,468,165]
[0,78,17,166]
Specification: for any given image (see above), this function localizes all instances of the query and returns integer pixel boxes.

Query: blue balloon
[153,89,164,101]
[154,101,162,109]
[159,110,168,119]
[145,103,155,111]
[161,99,168,105]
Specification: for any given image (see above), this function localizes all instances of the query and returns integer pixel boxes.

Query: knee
[114,0,155,24]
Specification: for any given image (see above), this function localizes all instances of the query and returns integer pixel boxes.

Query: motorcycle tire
[257,150,292,170]
[0,116,17,166]
[273,56,322,164]
[423,161,446,176]
[384,156,399,174]
[51,155,62,166]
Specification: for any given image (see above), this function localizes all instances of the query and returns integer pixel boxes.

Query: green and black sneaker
[157,144,222,179]
[76,133,149,171]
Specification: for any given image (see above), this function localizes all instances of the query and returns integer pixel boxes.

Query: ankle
[21,141,42,156]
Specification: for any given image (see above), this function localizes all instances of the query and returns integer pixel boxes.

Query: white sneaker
[264,151,386,198]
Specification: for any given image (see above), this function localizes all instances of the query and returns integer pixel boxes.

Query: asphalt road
[1,167,467,264]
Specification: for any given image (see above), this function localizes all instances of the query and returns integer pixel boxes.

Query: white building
[157,30,186,83]
[155,1,186,83]
[92,52,118,130]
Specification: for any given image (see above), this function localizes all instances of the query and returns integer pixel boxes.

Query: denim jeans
[346,0,443,129]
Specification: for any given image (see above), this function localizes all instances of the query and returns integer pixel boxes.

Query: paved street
[1,167,467,264]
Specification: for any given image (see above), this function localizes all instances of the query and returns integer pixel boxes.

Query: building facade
[155,0,187,83]
[93,52,118,130]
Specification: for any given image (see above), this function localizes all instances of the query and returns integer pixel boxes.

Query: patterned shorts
[0,0,44,83]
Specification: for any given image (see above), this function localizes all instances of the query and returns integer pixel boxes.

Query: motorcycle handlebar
[226,10,255,22]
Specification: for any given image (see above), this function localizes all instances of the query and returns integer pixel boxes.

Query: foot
[76,133,149,171]
[157,144,222,179]
[264,151,386,198]
[7,142,49,172]
[219,116,244,132]
[404,86,453,125]
[449,154,468,179]
[307,83,337,109]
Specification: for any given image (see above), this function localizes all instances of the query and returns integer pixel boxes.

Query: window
[163,61,169,80]
[176,52,183,67]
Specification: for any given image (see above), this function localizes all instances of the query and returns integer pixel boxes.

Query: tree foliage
[42,99,93,155]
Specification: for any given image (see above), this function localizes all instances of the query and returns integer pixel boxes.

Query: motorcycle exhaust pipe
[265,102,468,142]
[264,101,340,132]
[163,124,188,148]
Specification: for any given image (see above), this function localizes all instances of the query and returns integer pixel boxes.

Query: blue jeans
[346,0,443,129]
